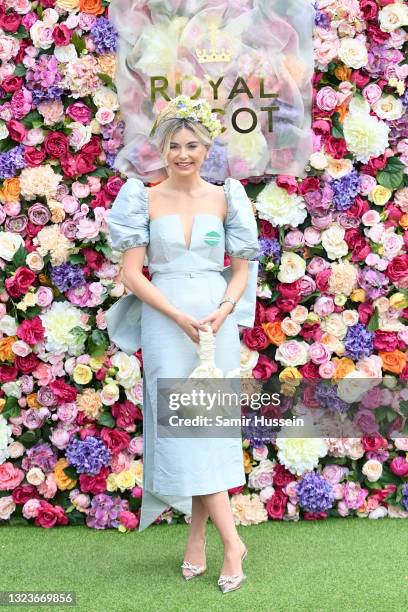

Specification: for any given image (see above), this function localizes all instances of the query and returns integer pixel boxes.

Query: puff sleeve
[224,177,259,260]
[107,178,149,251]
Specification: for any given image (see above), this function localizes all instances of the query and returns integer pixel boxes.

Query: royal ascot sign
[109,0,314,183]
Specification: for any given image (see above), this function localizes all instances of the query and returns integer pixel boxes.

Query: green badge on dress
[204,230,221,246]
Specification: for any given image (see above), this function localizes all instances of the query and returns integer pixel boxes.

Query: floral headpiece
[151,95,223,140]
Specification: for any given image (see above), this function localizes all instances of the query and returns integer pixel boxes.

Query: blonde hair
[154,117,212,160]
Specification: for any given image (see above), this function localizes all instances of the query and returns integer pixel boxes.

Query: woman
[107,95,259,593]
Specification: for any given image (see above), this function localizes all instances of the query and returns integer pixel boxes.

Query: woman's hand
[198,303,233,334]
[174,312,209,344]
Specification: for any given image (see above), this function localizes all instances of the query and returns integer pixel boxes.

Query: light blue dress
[106,177,259,531]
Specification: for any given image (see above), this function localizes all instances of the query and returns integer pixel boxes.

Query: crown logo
[195,23,232,64]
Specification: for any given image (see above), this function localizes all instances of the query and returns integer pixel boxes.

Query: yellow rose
[350,289,366,302]
[0,398,5,413]
[389,293,408,309]
[54,458,77,491]
[369,185,392,206]
[55,0,80,10]
[279,367,302,384]
[73,364,93,385]
[0,177,20,202]
[89,355,105,371]
[106,473,118,492]
[116,470,136,491]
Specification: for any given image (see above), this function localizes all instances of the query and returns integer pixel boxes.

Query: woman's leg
[199,491,246,576]
[182,495,209,576]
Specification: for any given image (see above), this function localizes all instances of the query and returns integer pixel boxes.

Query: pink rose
[362,83,382,105]
[344,481,368,510]
[308,342,331,365]
[313,296,334,317]
[389,456,408,477]
[322,464,348,485]
[0,462,25,490]
[318,361,336,379]
[316,86,338,112]
[119,510,139,530]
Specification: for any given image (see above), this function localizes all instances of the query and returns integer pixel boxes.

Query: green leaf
[69,254,86,265]
[88,167,111,178]
[67,509,85,526]
[21,110,42,128]
[98,411,116,428]
[97,72,114,87]
[63,465,78,480]
[377,156,405,191]
[367,307,380,332]
[12,244,27,269]
[331,112,344,138]
[71,32,86,54]
[24,305,42,319]
[95,243,112,258]
[18,430,39,447]
[2,396,20,419]
[13,64,26,77]
[87,329,108,357]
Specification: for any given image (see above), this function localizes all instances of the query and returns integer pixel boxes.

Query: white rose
[26,251,45,272]
[0,232,24,261]
[338,37,368,69]
[321,223,348,260]
[368,506,388,519]
[92,86,120,111]
[275,340,309,367]
[321,313,348,339]
[337,371,376,403]
[111,352,141,388]
[1,382,21,398]
[343,105,389,163]
[379,2,408,32]
[53,43,78,64]
[256,182,307,228]
[26,467,46,486]
[240,343,259,375]
[0,496,15,520]
[373,95,404,121]
[309,152,328,170]
[277,252,306,283]
[290,305,309,324]
[100,381,120,406]
[0,315,18,336]
[362,459,383,482]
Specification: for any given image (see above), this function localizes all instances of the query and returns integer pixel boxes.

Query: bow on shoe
[181,561,205,574]
[217,574,241,586]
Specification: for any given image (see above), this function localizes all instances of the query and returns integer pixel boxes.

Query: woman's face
[165,127,208,176]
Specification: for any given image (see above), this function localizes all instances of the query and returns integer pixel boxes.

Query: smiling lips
[176,162,193,167]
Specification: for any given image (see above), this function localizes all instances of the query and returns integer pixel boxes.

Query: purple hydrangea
[66,436,111,475]
[21,443,58,473]
[295,471,335,513]
[90,17,119,54]
[330,169,360,211]
[51,263,86,293]
[313,3,330,29]
[315,383,349,414]
[344,323,374,360]
[242,411,276,447]
[86,493,129,529]
[258,237,281,263]
[402,483,408,513]
[0,144,26,179]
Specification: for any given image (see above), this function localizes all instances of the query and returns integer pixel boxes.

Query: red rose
[302,384,320,408]
[266,490,288,519]
[299,322,322,342]
[351,238,371,262]
[52,23,72,46]
[75,152,97,174]
[277,280,301,299]
[315,269,331,292]
[79,466,109,495]
[12,484,40,504]
[105,176,125,197]
[66,101,92,124]
[0,364,18,383]
[359,0,378,20]
[361,435,387,452]
[228,485,245,495]
[324,136,348,159]
[275,297,300,312]
[386,255,408,286]
[15,266,36,294]
[273,464,295,488]
[6,119,26,142]
[15,353,40,374]
[100,428,131,455]
[43,131,70,158]
[35,501,68,528]
[50,379,77,402]
[351,71,371,88]
[80,135,101,158]
[242,326,270,350]
[17,316,45,345]
[26,222,43,238]
[298,177,320,195]
[78,424,99,437]
[24,146,46,167]
[0,12,22,33]
[358,302,374,325]
[254,301,267,325]
[60,153,79,179]
[264,306,281,322]
[299,362,320,379]
[111,400,138,430]
[367,23,390,44]
[347,196,370,218]
[276,175,298,194]
[360,154,388,176]
[90,190,111,209]
[373,331,398,352]
[252,354,278,380]
[259,219,278,239]
[1,75,23,93]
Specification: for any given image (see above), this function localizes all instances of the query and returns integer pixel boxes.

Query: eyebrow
[170,141,200,145]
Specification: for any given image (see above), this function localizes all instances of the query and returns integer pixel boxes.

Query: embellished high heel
[217,542,248,594]
[181,538,207,581]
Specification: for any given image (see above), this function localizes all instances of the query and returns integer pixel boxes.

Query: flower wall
[0,0,408,530]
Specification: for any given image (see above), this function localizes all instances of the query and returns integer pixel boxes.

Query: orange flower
[336,102,348,123]
[334,66,352,82]
[27,393,41,409]
[0,336,17,362]
[333,357,355,382]
[399,213,408,230]
[379,350,406,374]
[79,0,105,15]
[262,321,286,346]
[0,178,20,202]
[54,458,77,491]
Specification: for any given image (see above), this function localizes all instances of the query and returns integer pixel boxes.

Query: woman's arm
[199,258,249,332]
[121,246,207,343]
